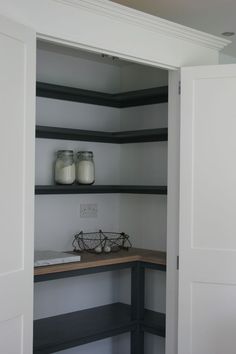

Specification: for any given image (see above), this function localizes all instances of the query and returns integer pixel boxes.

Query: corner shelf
[36,82,168,108]
[36,125,168,144]
[35,185,167,195]
[34,248,167,280]
[33,303,165,354]
[33,303,136,354]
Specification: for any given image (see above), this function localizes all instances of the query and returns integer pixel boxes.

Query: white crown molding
[53,0,230,51]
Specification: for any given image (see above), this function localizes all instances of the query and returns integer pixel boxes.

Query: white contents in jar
[95,246,102,253]
[76,160,95,184]
[55,160,75,184]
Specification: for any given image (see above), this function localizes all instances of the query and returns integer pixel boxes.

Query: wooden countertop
[34,248,166,276]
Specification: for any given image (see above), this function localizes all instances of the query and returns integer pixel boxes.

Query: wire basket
[72,230,132,254]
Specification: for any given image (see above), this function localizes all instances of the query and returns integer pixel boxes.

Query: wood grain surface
[34,248,166,276]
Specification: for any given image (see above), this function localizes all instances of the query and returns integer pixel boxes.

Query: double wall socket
[80,203,98,218]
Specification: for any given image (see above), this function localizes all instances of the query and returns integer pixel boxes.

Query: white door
[0,16,35,354]
[179,64,236,354]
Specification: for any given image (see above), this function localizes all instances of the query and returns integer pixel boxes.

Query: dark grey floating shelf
[142,309,166,338]
[33,303,135,354]
[33,303,165,354]
[35,185,167,195]
[36,125,168,144]
[36,82,168,108]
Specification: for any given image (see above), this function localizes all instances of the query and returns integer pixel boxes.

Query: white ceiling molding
[37,33,178,70]
[37,34,178,70]
[54,0,230,51]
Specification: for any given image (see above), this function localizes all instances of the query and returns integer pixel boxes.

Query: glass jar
[55,150,75,184]
[76,151,95,184]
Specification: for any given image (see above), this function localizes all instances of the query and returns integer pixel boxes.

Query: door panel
[179,64,236,354]
[0,316,23,354]
[191,282,236,354]
[0,16,35,354]
[192,77,236,250]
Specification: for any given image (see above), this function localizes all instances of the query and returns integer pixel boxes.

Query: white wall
[37,45,121,93]
[120,64,168,91]
[34,43,168,354]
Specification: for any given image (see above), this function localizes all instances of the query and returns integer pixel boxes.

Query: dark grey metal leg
[131,262,145,354]
[131,325,144,354]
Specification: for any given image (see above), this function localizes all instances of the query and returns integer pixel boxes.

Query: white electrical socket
[80,203,98,218]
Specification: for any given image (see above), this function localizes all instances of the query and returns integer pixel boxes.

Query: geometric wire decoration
[72,229,132,254]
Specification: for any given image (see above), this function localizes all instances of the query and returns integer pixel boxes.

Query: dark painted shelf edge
[34,261,143,283]
[35,185,168,195]
[33,303,134,354]
[33,303,165,354]
[36,82,168,107]
[142,309,166,338]
[36,125,168,144]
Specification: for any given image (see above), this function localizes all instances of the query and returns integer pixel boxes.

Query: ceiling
[112,0,236,57]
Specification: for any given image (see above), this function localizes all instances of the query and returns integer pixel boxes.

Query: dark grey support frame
[34,260,166,354]
[131,262,145,354]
